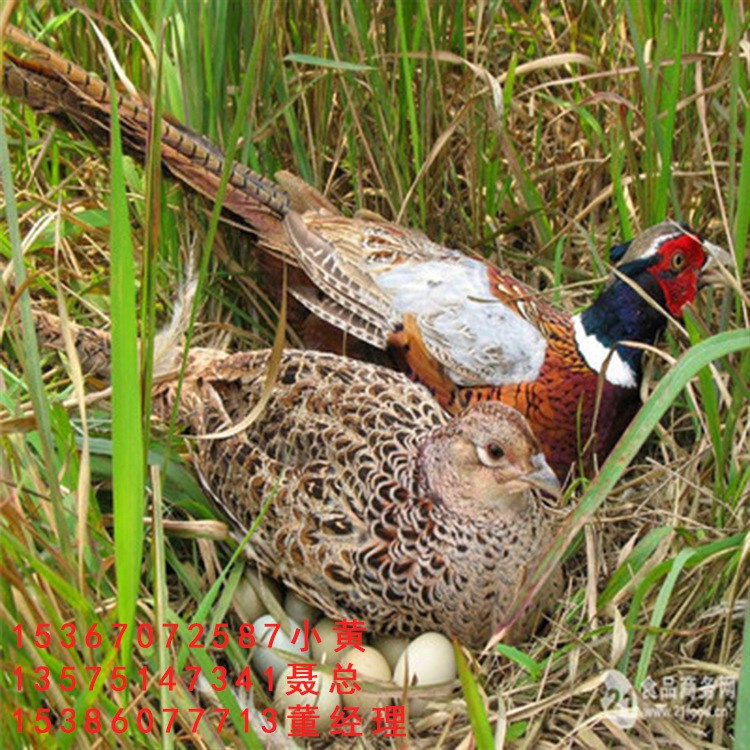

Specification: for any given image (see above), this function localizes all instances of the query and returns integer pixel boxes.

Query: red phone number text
[12,706,407,738]
[12,706,278,736]
[12,621,295,651]
[12,663,271,693]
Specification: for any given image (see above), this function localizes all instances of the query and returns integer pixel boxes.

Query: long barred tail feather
[3,26,291,254]
[3,25,395,352]
[32,266,200,383]
[33,309,113,382]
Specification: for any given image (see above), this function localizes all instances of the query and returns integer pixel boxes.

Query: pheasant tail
[31,310,113,383]
[3,26,290,253]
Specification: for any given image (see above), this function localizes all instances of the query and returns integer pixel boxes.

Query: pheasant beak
[700,240,734,288]
[522,453,561,497]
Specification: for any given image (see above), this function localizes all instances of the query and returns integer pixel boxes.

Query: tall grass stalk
[107,67,146,674]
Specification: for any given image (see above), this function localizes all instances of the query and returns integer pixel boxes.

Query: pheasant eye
[671,251,685,270]
[475,441,507,467]
[487,443,505,461]
[486,442,505,461]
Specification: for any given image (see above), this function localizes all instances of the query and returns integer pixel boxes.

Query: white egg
[274,664,341,733]
[311,617,340,664]
[371,634,409,671]
[250,614,307,684]
[339,645,392,717]
[234,574,281,623]
[392,632,457,717]
[284,590,320,626]
[233,579,267,623]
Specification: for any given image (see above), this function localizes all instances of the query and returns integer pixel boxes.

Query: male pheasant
[34,310,562,648]
[4,27,730,478]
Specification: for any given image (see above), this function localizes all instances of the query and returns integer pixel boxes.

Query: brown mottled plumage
[34,311,561,648]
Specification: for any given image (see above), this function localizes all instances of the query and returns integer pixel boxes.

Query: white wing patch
[572,315,637,388]
[376,257,547,386]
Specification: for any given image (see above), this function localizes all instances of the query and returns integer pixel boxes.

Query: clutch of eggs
[235,572,459,720]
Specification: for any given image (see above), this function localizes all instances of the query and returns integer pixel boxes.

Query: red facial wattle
[648,234,707,317]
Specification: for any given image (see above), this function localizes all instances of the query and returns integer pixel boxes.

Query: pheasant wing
[285,214,551,387]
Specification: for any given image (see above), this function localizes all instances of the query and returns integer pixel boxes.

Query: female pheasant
[34,311,561,648]
[4,27,730,478]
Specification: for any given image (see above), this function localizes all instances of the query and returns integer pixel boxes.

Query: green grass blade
[150,465,173,750]
[733,101,750,272]
[1,531,95,614]
[0,101,69,558]
[108,69,146,670]
[454,641,495,750]
[494,644,544,679]
[394,0,425,221]
[597,526,672,607]
[139,8,167,451]
[634,547,694,687]
[164,0,275,450]
[284,52,373,72]
[736,537,750,750]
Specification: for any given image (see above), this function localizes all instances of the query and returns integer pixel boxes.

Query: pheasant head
[575,222,731,388]
[418,402,559,517]
[610,221,730,317]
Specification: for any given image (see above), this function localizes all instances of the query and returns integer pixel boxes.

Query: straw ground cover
[1,2,748,748]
